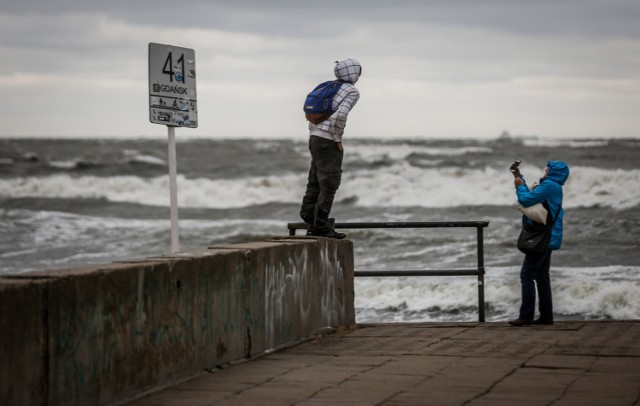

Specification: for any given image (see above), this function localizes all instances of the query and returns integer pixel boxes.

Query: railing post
[477,225,486,322]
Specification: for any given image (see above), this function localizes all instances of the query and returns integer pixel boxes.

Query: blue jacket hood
[545,161,570,185]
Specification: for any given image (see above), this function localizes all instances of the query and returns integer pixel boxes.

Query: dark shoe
[310,229,346,239]
[508,318,533,327]
[533,318,554,325]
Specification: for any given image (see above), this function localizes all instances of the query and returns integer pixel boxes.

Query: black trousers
[300,136,343,233]
[519,249,553,321]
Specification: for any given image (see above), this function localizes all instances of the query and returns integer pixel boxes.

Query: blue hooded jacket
[516,161,570,250]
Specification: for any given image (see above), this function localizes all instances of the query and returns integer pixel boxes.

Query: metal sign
[148,43,198,128]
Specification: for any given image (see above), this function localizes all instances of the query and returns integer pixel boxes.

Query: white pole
[167,125,180,253]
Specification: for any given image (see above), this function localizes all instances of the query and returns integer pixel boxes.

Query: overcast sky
[1,0,638,140]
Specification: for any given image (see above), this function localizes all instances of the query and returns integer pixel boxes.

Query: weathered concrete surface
[129,321,640,406]
[0,236,354,406]
[0,278,48,406]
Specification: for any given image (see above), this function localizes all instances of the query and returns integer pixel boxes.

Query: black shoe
[309,230,346,239]
[533,318,554,325]
[508,318,533,327]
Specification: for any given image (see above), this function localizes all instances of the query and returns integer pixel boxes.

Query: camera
[509,160,521,174]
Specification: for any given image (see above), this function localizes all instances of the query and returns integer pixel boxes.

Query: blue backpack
[303,80,344,124]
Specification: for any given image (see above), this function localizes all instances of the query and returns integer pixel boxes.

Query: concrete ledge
[0,237,355,405]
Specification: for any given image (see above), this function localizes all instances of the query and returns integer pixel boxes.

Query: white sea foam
[343,164,640,209]
[522,139,610,148]
[123,150,166,166]
[1,165,638,209]
[0,173,305,208]
[49,160,79,169]
[0,208,287,274]
[355,265,640,322]
[349,143,492,162]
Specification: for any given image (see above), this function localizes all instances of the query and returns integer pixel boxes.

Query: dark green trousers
[300,136,343,233]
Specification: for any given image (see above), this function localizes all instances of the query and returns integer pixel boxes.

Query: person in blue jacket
[509,160,570,326]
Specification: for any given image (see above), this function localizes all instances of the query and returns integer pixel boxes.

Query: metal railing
[287,220,490,322]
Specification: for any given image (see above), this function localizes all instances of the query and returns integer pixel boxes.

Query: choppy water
[1,136,639,322]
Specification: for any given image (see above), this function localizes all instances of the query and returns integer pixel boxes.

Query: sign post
[148,43,197,253]
[167,125,179,252]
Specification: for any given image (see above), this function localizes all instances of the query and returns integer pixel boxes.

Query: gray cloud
[0,0,638,139]
[6,1,640,38]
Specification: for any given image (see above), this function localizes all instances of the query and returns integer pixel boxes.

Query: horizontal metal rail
[288,221,489,234]
[354,269,482,277]
[287,220,489,322]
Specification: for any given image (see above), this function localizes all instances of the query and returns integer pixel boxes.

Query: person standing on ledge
[300,58,362,239]
[509,161,570,326]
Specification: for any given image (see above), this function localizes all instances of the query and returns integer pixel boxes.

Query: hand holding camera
[510,160,521,178]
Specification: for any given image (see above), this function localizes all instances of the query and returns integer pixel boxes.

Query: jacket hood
[545,160,570,185]
[335,58,361,84]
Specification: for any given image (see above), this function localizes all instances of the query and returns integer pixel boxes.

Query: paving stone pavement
[127,321,640,406]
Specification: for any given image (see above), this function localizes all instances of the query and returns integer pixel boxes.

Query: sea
[1,135,639,323]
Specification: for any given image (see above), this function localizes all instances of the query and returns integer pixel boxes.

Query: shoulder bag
[517,202,561,255]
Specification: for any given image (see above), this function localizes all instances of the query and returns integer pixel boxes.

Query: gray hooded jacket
[309,58,361,143]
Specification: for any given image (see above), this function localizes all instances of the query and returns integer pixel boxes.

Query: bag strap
[544,201,562,225]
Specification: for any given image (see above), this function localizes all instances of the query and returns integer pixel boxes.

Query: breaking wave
[2,165,639,210]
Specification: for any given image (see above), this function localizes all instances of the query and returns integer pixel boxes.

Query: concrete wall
[0,237,355,406]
